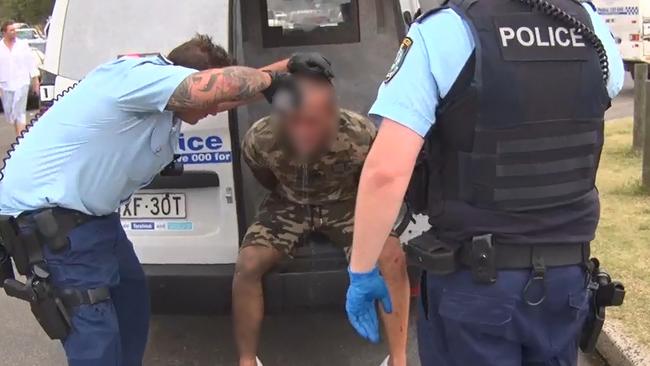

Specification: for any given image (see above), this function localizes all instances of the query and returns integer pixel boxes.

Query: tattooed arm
[166,66,272,112]
[202,59,291,113]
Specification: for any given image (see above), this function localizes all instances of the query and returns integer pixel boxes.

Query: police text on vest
[499,27,586,48]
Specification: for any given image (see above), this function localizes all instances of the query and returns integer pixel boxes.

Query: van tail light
[630,34,641,42]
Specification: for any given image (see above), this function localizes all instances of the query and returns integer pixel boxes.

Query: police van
[593,0,649,75]
[41,0,420,313]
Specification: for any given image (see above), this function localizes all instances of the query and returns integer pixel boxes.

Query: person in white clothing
[0,20,40,137]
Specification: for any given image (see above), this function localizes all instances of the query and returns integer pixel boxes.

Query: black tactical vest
[410,0,611,246]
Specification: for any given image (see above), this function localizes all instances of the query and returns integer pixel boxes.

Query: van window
[57,0,230,80]
[262,0,360,47]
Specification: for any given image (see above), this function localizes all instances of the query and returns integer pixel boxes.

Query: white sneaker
[256,357,263,366]
[379,356,390,366]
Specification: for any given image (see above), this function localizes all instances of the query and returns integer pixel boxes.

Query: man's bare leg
[377,236,410,366]
[232,246,283,366]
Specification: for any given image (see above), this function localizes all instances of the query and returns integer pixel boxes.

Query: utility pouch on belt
[405,230,459,275]
[469,234,497,284]
[33,209,70,253]
[0,214,43,276]
[580,258,625,353]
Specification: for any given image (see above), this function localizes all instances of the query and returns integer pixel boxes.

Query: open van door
[232,0,411,310]
[235,0,407,224]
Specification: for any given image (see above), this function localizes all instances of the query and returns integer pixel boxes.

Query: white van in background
[41,0,415,313]
[593,0,649,75]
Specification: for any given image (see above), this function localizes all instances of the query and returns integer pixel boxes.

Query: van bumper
[144,263,348,315]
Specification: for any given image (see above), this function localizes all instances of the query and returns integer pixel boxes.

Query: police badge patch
[385,37,413,83]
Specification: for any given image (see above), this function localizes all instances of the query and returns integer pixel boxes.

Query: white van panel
[594,0,649,64]
[54,75,77,96]
[42,0,68,75]
[53,0,230,80]
[125,116,240,265]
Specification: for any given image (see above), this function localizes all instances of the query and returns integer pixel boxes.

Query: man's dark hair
[168,34,234,71]
[1,20,15,33]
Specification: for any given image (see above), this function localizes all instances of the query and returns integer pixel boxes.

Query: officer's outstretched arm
[165,53,332,113]
[204,59,293,113]
[349,119,424,272]
[166,66,272,112]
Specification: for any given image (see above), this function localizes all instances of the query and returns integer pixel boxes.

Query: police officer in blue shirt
[0,34,331,366]
[344,0,625,365]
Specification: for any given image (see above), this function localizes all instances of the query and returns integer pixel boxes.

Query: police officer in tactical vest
[343,0,626,365]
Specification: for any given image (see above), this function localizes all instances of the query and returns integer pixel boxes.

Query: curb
[597,320,650,366]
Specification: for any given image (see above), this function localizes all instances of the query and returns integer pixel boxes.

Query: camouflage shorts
[242,195,404,257]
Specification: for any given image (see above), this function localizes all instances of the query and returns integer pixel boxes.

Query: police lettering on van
[177,133,233,164]
[494,15,592,61]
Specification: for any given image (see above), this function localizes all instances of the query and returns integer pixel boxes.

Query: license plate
[120,193,186,219]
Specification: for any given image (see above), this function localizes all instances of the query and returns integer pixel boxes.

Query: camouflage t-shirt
[242,109,377,205]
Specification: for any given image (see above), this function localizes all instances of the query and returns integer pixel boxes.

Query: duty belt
[458,236,590,271]
[16,207,99,252]
[406,231,589,300]
[57,287,112,308]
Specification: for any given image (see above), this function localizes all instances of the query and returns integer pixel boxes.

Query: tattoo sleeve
[166,66,271,111]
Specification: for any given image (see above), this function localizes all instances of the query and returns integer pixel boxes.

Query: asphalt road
[0,75,633,366]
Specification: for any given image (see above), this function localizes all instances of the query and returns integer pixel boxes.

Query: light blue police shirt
[369,4,625,137]
[0,56,196,216]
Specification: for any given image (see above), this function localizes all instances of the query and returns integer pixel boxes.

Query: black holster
[580,258,625,353]
[0,214,72,339]
[404,230,459,275]
[4,270,73,340]
[0,211,110,340]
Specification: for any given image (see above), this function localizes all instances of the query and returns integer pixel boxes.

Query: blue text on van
[178,133,232,165]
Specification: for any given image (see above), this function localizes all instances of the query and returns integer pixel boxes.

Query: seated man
[233,72,410,366]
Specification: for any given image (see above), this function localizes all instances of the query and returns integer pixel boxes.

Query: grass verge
[594,118,650,347]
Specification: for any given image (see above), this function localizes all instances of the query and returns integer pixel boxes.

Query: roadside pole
[643,80,650,189]
[633,63,648,151]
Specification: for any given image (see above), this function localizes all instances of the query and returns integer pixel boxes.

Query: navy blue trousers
[37,213,150,366]
[417,266,590,366]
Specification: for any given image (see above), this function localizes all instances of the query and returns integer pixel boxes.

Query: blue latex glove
[345,267,393,343]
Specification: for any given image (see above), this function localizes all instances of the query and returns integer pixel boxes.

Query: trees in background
[0,0,54,26]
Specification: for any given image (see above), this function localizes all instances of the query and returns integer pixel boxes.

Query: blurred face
[281,78,338,158]
[2,24,16,42]
[177,104,221,125]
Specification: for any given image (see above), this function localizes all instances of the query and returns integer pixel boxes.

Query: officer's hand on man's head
[345,267,393,344]
[262,72,302,113]
[288,52,334,80]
